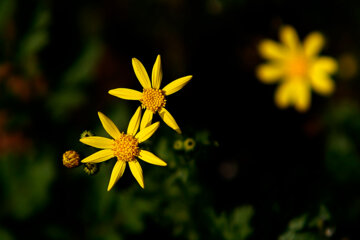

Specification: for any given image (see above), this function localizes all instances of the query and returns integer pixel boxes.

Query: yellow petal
[98,112,121,139]
[293,81,311,112]
[129,160,144,188]
[107,160,126,191]
[158,108,181,134]
[108,88,142,100]
[127,107,142,136]
[311,57,338,74]
[274,80,295,109]
[151,54,162,89]
[280,25,300,51]
[132,58,151,89]
[81,149,114,163]
[80,136,114,149]
[304,31,325,57]
[310,72,335,96]
[258,39,286,60]
[140,109,153,130]
[162,75,192,96]
[256,63,284,83]
[138,150,167,166]
[135,121,160,143]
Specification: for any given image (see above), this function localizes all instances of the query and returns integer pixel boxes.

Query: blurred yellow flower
[80,107,167,190]
[256,25,338,112]
[109,55,192,133]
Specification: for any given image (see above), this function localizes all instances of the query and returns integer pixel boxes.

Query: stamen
[140,88,166,113]
[112,133,139,162]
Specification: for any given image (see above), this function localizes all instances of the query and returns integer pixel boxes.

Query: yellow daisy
[80,107,167,190]
[256,25,338,112]
[108,55,192,133]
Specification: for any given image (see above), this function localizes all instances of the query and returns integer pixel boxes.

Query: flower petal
[151,54,162,89]
[81,149,114,163]
[98,112,121,140]
[304,31,325,57]
[135,121,160,143]
[310,72,335,96]
[275,80,296,109]
[138,150,167,166]
[140,109,153,130]
[311,57,338,74]
[162,75,192,96]
[158,108,181,134]
[80,136,114,149]
[132,58,151,89]
[280,25,300,52]
[127,106,142,136]
[107,160,126,191]
[108,88,142,100]
[256,63,284,83]
[293,81,311,112]
[129,160,144,188]
[258,39,287,60]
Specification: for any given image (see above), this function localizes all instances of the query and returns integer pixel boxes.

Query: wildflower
[183,138,196,152]
[256,25,338,112]
[83,163,99,175]
[80,107,167,190]
[173,139,184,150]
[108,55,192,133]
[63,150,80,168]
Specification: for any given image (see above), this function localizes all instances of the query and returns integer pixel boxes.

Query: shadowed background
[1,0,360,239]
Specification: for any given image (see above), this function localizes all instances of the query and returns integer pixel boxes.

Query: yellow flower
[80,107,167,190]
[256,25,338,112]
[108,55,192,133]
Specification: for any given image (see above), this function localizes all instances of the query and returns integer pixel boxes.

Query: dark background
[1,0,360,239]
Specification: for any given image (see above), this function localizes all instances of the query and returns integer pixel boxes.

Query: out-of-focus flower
[80,107,167,190]
[108,55,192,133]
[173,139,183,150]
[83,163,99,175]
[184,138,196,152]
[256,25,338,112]
[62,150,80,168]
[338,53,357,80]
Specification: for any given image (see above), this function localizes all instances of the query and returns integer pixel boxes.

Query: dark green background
[1,0,360,239]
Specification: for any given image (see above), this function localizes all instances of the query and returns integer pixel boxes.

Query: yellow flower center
[286,55,309,78]
[140,88,166,113]
[112,133,139,162]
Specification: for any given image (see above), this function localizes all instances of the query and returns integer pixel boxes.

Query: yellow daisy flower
[256,25,338,112]
[108,55,192,133]
[80,107,167,190]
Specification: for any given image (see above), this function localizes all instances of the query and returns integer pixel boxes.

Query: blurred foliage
[279,205,333,240]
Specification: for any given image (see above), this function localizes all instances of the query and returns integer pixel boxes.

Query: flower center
[140,88,166,113]
[286,55,308,78]
[112,133,139,162]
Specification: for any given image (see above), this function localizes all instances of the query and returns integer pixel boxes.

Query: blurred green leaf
[0,0,15,32]
[63,40,103,86]
[0,150,55,220]
[0,228,14,240]
[288,214,307,231]
[210,205,254,240]
[47,40,103,120]
[18,8,50,60]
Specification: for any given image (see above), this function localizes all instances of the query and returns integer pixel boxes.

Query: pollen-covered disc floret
[140,88,166,113]
[112,133,140,162]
